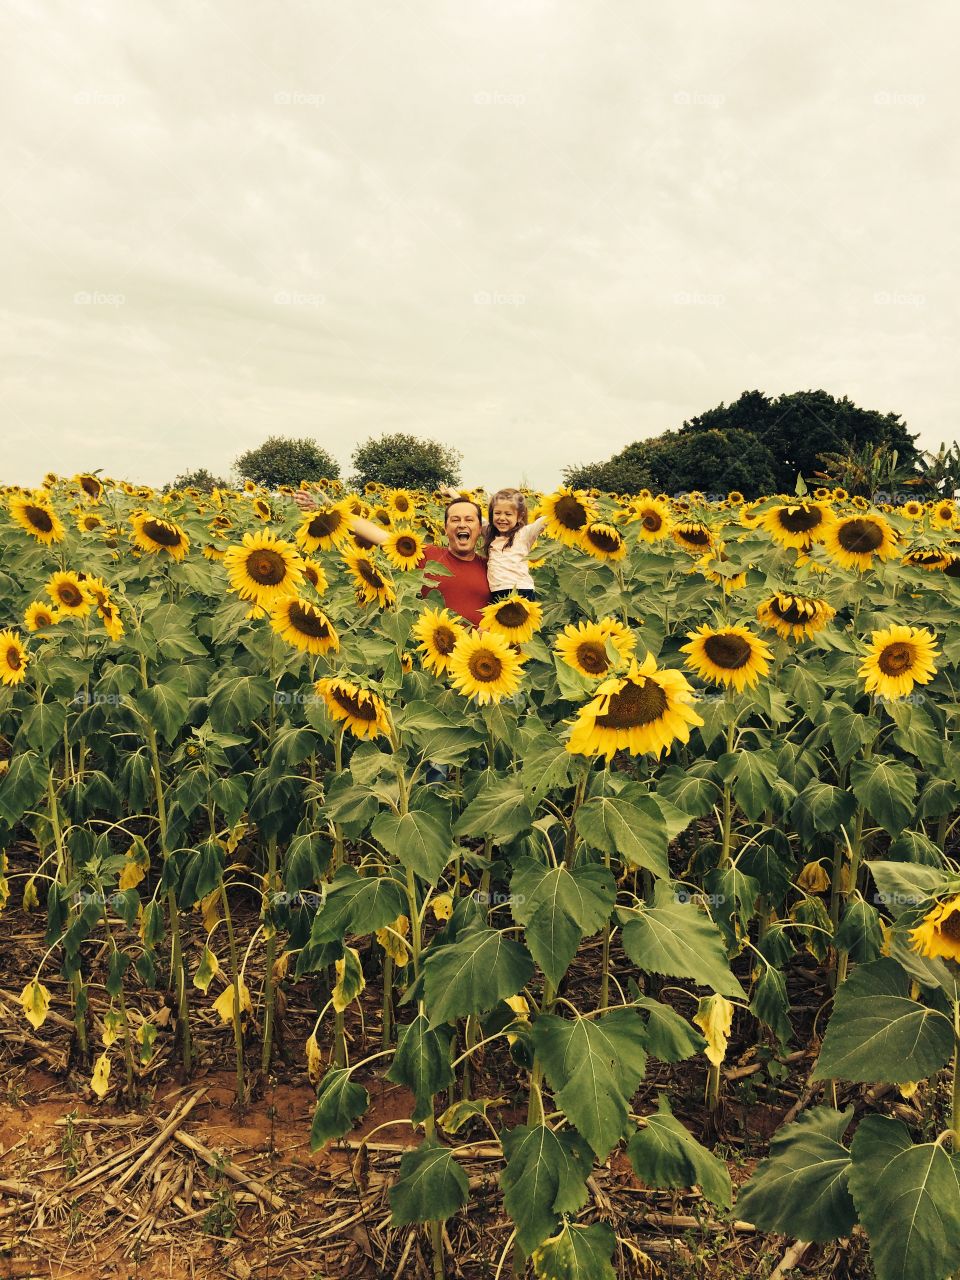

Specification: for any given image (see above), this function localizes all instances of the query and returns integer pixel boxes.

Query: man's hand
[293,490,321,512]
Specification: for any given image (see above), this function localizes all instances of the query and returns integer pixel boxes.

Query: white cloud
[0,0,957,489]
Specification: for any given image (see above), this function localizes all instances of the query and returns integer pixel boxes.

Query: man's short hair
[444,498,483,524]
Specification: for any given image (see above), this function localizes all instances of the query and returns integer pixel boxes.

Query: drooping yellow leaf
[20,979,51,1030]
[22,876,39,911]
[694,994,735,1068]
[212,979,252,1024]
[305,1029,323,1085]
[90,1052,111,1099]
[431,893,453,922]
[102,1006,123,1047]
[193,945,220,993]
[505,994,530,1045]
[332,946,365,1013]
[200,887,222,932]
[136,1021,158,1063]
[797,860,830,894]
[118,841,150,891]
[375,914,410,966]
[0,874,9,911]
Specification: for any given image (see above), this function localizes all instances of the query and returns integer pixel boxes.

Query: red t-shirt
[419,545,490,627]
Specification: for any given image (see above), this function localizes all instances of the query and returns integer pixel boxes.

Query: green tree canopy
[164,467,231,494]
[351,432,461,491]
[234,437,340,488]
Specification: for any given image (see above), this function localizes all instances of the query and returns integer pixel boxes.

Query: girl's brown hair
[484,488,528,552]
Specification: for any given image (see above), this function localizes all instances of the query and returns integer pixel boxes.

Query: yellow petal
[20,980,51,1030]
[694,995,734,1068]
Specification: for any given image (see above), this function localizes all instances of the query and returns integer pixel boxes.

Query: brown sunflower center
[703,632,753,670]
[432,625,457,656]
[640,510,663,531]
[143,519,183,548]
[331,686,378,721]
[57,583,85,608]
[26,504,54,533]
[939,909,960,941]
[777,505,824,533]
[555,495,588,531]
[34,611,53,627]
[82,516,100,530]
[495,601,530,629]
[468,649,504,683]
[6,645,22,670]
[304,566,320,586]
[908,551,944,566]
[288,602,330,638]
[596,676,668,728]
[838,518,884,553]
[773,597,813,625]
[944,557,960,578]
[394,535,419,558]
[308,511,343,538]
[248,549,289,585]
[356,559,386,589]
[576,641,609,674]
[586,526,621,553]
[394,496,411,511]
[676,525,711,547]
[877,642,915,676]
[80,477,101,497]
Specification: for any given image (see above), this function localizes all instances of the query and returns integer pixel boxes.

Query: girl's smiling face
[492,501,519,534]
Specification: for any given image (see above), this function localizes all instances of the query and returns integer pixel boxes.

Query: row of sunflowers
[2,470,960,1280]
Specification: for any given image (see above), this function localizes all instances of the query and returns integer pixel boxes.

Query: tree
[235,437,340,488]
[351,433,461,491]
[563,442,654,494]
[644,429,779,498]
[164,467,230,494]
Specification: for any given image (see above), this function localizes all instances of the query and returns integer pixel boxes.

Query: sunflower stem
[48,770,88,1062]
[952,1006,960,1148]
[261,836,278,1075]
[381,952,393,1050]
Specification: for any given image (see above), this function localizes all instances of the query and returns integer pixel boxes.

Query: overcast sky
[2,0,958,491]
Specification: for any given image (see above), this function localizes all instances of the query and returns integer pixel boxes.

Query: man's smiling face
[444,501,482,560]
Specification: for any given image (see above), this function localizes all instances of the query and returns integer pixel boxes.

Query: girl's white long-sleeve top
[485,516,547,592]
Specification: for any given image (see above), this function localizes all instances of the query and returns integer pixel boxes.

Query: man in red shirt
[292,491,490,625]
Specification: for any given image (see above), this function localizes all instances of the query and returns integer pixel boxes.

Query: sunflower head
[411,607,465,675]
[680,624,772,692]
[130,513,191,561]
[902,546,950,572]
[77,474,104,502]
[24,602,60,632]
[224,530,305,604]
[77,512,105,532]
[9,494,66,545]
[314,677,391,740]
[671,521,714,554]
[45,571,92,617]
[901,500,925,520]
[0,630,29,686]
[343,549,396,607]
[270,596,340,655]
[480,594,543,644]
[540,487,597,548]
[630,498,671,542]
[930,499,957,529]
[910,895,960,961]
[762,501,833,550]
[447,630,525,705]
[295,501,354,553]
[300,557,329,594]
[824,514,898,572]
[566,652,703,761]
[382,527,425,571]
[555,617,634,680]
[756,592,835,641]
[580,521,627,561]
[858,624,938,701]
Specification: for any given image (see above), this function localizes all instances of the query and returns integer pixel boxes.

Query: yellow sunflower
[97,599,125,642]
[540,487,596,548]
[382,527,425,572]
[76,512,105,533]
[756,593,836,641]
[387,489,416,520]
[224,530,304,605]
[851,495,870,511]
[910,895,960,960]
[671,522,714,554]
[580,521,627,561]
[680,624,772,692]
[202,544,227,561]
[314,677,391,739]
[130,513,190,561]
[930,499,957,530]
[300,557,329,594]
[693,544,748,592]
[447,630,525,705]
[45,571,92,617]
[9,494,65,545]
[270,596,340,655]
[823,513,898,572]
[252,497,272,520]
[295,501,355,553]
[902,547,951,572]
[343,549,396,607]
[739,502,763,530]
[858,625,938,700]
[24,602,61,632]
[832,487,848,501]
[76,474,103,502]
[555,617,634,680]
[412,607,465,676]
[479,594,543,644]
[566,652,703,760]
[900,500,924,521]
[0,631,28,686]
[762,501,833,551]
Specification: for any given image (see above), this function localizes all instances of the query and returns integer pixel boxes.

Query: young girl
[484,488,547,600]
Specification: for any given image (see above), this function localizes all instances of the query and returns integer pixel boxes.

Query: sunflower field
[2,472,960,1280]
